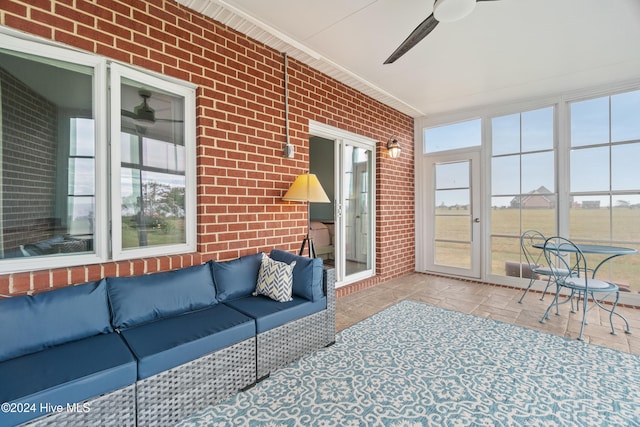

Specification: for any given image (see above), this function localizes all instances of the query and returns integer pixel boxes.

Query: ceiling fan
[384,0,500,64]
[121,90,183,127]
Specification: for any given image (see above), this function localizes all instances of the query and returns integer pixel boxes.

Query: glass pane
[570,96,609,147]
[612,89,640,142]
[68,158,95,196]
[612,195,640,243]
[435,214,470,241]
[143,137,185,172]
[608,248,640,294]
[435,161,469,189]
[491,236,521,276]
[424,119,481,153]
[522,201,556,237]
[68,196,95,237]
[612,143,640,191]
[0,50,95,259]
[492,113,520,156]
[344,145,371,274]
[570,147,610,192]
[120,167,186,249]
[521,151,554,195]
[121,133,140,164]
[491,196,514,209]
[570,196,611,241]
[435,189,469,209]
[491,155,520,195]
[70,118,95,157]
[121,81,185,146]
[434,241,470,269]
[522,107,553,152]
[120,80,188,251]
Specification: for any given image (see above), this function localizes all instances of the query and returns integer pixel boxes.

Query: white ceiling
[178,0,640,118]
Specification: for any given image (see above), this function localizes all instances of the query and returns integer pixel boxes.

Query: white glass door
[342,143,372,278]
[424,151,481,278]
[309,122,375,286]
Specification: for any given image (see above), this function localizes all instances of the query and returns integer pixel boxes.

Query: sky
[427,90,640,208]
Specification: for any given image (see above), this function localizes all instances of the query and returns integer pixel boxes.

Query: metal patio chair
[539,236,631,341]
[518,230,556,304]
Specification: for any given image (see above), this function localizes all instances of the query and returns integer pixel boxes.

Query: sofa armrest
[323,267,336,344]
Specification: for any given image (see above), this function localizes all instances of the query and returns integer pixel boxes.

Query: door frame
[417,148,482,278]
[309,121,376,287]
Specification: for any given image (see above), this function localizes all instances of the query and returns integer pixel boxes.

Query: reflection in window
[0,50,94,259]
[119,82,186,250]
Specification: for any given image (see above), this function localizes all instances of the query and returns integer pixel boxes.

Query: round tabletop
[533,242,638,255]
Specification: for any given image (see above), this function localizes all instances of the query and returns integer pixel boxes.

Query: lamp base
[298,234,316,258]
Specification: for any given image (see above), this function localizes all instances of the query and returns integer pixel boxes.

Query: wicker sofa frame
[24,384,136,427]
[20,267,336,427]
[257,267,336,379]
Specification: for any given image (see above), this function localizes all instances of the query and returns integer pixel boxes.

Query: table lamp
[282,173,330,257]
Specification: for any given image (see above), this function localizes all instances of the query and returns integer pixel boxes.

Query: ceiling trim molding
[177,0,424,118]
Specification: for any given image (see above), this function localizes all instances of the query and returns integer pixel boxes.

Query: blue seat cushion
[107,263,217,330]
[270,249,324,301]
[225,295,327,333]
[0,279,113,362]
[210,253,263,301]
[0,333,136,426]
[119,305,256,380]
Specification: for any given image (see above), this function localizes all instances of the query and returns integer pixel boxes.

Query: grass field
[122,217,185,249]
[436,207,640,293]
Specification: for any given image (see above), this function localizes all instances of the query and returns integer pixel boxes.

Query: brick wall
[0,0,414,296]
[1,67,58,252]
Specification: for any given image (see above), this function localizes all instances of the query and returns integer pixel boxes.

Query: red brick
[0,0,414,294]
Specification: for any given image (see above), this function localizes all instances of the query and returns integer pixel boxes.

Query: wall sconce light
[387,137,401,159]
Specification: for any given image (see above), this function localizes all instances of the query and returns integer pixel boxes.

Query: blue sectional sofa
[0,250,336,426]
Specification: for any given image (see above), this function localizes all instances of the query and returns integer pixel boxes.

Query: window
[489,107,556,276]
[0,33,195,273]
[569,90,640,287]
[111,65,195,260]
[424,119,481,153]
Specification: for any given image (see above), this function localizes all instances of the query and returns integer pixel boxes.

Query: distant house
[581,200,601,209]
[511,186,555,209]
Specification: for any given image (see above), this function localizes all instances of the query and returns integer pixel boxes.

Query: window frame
[110,64,197,261]
[0,30,196,274]
[0,32,108,274]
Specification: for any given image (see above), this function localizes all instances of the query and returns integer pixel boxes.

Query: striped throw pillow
[254,253,296,302]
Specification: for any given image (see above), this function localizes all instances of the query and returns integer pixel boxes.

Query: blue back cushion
[210,253,263,301]
[270,249,324,301]
[0,279,113,362]
[107,263,216,330]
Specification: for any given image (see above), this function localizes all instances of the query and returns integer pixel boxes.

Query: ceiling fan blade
[154,118,184,123]
[384,14,439,64]
[121,109,137,119]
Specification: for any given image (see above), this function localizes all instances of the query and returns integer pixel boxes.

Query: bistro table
[533,240,636,338]
[532,242,637,277]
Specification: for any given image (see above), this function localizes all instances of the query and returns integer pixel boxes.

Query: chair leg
[592,291,631,336]
[577,291,589,341]
[540,285,561,323]
[518,277,536,304]
[540,276,553,301]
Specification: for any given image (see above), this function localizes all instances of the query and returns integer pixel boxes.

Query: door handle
[474,218,480,223]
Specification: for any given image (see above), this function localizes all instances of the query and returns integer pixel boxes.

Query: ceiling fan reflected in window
[383,0,501,64]
[121,89,184,128]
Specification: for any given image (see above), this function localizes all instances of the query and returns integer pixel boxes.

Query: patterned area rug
[177,300,640,426]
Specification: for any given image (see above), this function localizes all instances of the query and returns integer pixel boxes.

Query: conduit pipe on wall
[283,52,295,158]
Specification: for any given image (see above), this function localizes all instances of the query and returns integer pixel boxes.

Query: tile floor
[336,273,640,355]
